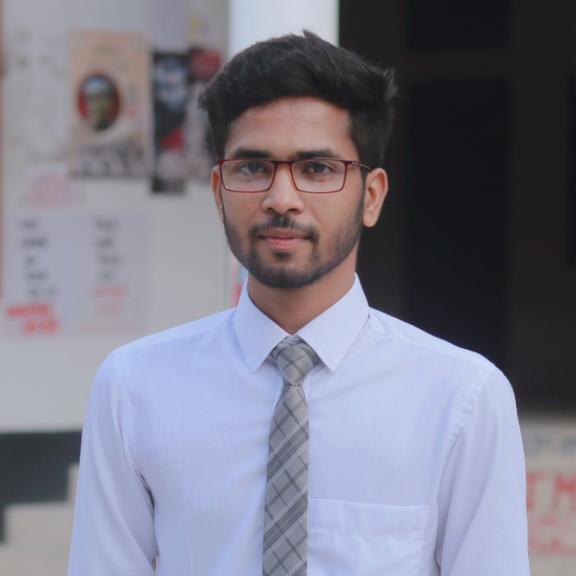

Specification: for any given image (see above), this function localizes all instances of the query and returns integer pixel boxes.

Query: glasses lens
[220,158,350,192]
[292,159,346,192]
[221,160,274,192]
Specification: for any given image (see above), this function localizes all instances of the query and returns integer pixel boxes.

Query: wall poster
[69,30,151,178]
[186,46,221,182]
[1,212,147,337]
[151,51,189,193]
[524,421,576,576]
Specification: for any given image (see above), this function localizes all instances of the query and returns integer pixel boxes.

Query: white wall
[0,0,230,431]
[0,0,339,432]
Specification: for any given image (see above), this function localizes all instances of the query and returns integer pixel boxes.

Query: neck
[247,259,357,334]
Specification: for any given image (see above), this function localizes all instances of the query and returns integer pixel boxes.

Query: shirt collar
[234,275,369,373]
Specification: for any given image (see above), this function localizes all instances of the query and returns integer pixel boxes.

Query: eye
[300,159,338,176]
[233,160,272,178]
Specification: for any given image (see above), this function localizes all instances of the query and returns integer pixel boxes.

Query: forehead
[224,96,357,158]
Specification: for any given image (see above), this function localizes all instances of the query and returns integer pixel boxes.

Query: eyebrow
[294,149,340,160]
[228,148,341,160]
[229,148,270,159]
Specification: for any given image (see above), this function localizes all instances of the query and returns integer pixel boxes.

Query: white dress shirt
[68,278,530,575]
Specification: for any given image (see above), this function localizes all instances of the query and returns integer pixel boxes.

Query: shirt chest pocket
[309,498,429,576]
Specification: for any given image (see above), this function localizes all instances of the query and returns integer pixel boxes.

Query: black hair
[198,31,397,168]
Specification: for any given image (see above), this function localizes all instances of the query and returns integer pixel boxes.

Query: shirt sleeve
[435,368,531,575]
[68,353,158,576]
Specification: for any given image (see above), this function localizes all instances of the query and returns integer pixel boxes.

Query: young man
[68,32,530,575]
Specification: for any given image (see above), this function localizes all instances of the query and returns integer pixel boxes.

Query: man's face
[86,92,115,130]
[211,96,386,290]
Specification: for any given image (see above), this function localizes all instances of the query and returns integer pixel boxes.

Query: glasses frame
[217,158,372,194]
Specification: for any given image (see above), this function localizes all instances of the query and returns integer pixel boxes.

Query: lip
[258,228,308,251]
[259,228,306,239]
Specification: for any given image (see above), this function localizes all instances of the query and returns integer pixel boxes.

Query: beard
[222,195,364,290]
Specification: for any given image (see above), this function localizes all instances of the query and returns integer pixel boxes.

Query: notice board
[0,0,230,431]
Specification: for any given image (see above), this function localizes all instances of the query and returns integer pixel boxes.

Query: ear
[211,165,224,222]
[362,168,388,228]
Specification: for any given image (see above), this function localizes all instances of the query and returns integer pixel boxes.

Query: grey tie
[263,337,319,576]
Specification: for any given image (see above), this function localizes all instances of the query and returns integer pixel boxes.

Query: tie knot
[271,337,319,387]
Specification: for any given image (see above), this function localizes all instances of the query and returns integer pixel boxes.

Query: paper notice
[69,30,151,178]
[523,421,576,576]
[186,47,221,182]
[2,213,73,336]
[1,211,147,337]
[74,213,147,333]
[151,51,189,193]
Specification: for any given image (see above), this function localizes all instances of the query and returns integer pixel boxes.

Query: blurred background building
[0,0,574,574]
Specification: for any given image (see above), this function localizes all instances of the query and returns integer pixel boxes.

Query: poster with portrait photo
[69,31,151,178]
[151,51,189,193]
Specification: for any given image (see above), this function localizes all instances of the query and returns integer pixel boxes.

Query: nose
[260,163,305,215]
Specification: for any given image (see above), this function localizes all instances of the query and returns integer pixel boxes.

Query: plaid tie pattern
[263,337,319,576]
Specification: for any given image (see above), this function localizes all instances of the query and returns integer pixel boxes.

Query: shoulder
[85,308,237,430]
[99,307,236,383]
[366,308,518,445]
[117,307,234,354]
[366,307,514,416]
[368,307,498,375]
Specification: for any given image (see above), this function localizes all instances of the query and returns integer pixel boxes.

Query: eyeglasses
[217,158,372,193]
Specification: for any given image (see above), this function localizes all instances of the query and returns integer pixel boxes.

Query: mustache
[250,215,319,242]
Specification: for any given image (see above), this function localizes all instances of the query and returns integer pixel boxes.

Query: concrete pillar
[228,0,338,56]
